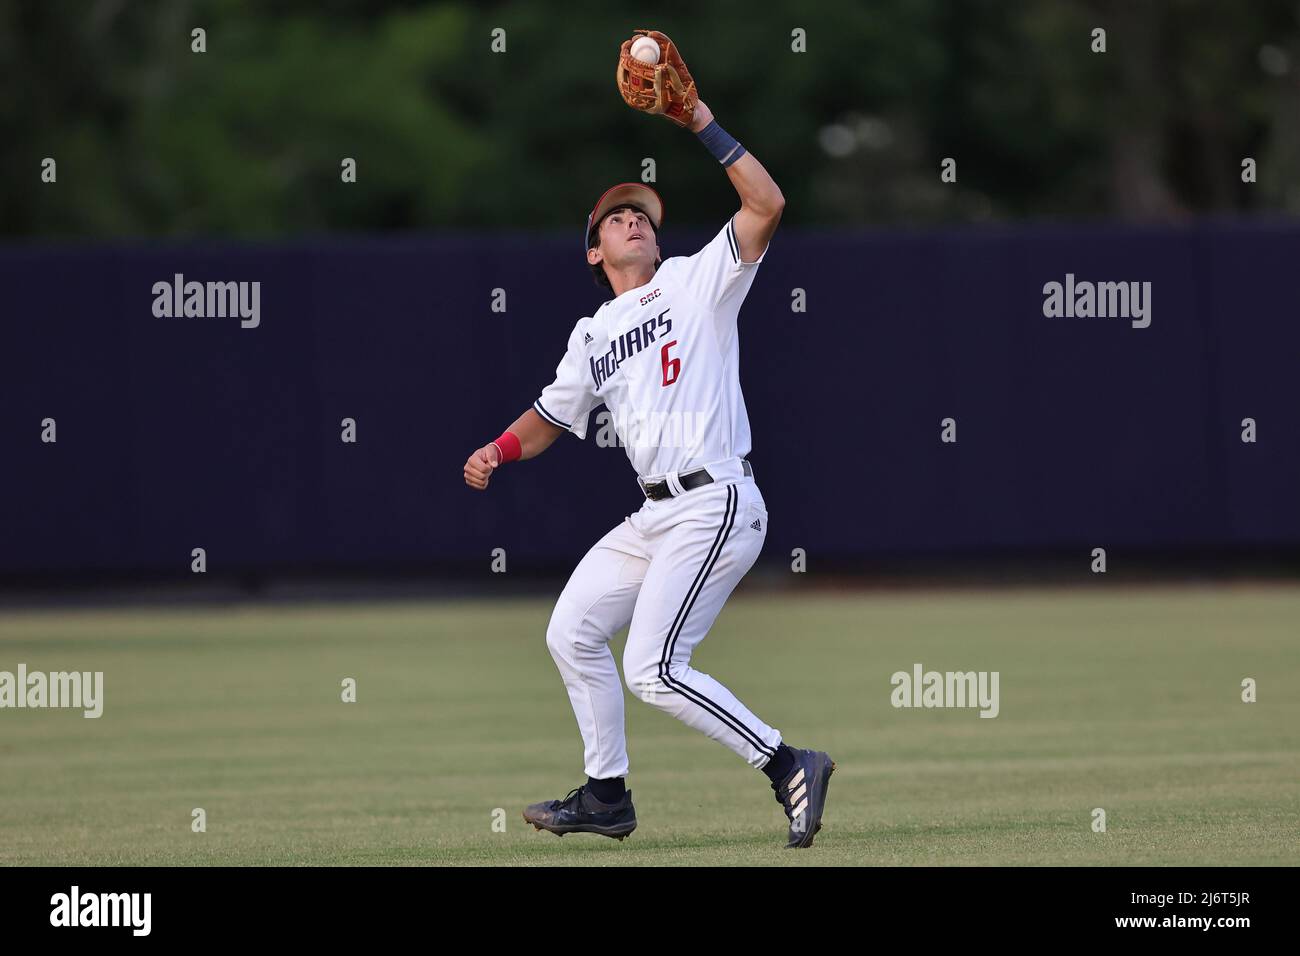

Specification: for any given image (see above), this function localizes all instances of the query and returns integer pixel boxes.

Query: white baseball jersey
[533,216,765,478]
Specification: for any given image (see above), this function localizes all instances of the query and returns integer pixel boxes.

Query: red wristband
[491,431,522,464]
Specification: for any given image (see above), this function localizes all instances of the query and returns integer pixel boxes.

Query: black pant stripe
[659,489,774,757]
[665,484,737,668]
[662,486,774,757]
[657,485,775,758]
[659,484,733,662]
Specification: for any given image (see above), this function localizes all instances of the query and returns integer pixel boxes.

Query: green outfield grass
[0,587,1296,866]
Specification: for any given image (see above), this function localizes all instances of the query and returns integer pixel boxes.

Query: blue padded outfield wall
[3,220,1298,576]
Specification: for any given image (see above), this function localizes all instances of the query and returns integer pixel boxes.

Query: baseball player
[463,31,834,849]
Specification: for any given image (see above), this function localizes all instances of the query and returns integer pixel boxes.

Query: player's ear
[587,246,604,266]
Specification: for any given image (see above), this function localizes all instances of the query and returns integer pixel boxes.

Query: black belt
[641,459,752,501]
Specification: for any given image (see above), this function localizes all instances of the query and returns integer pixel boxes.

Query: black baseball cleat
[522,785,637,841]
[771,748,836,848]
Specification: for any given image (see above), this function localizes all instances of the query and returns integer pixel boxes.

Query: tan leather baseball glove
[615,29,699,128]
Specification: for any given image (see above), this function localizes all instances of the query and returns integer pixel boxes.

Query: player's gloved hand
[616,29,699,128]
[463,443,500,491]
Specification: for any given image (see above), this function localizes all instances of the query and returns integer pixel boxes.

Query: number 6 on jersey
[661,340,680,386]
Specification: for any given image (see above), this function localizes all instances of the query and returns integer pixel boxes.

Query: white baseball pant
[545,462,782,779]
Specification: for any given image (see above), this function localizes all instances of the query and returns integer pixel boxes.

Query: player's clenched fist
[462,414,560,492]
[463,443,500,490]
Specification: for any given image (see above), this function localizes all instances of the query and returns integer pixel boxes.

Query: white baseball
[631,36,661,65]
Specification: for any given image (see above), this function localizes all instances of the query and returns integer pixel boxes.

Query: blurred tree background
[2,0,1298,239]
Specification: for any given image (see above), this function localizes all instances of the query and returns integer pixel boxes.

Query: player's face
[592,207,660,272]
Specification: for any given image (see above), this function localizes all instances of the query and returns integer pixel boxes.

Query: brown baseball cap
[585,182,664,250]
